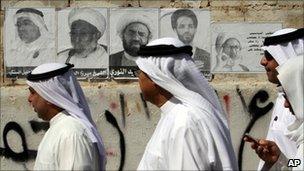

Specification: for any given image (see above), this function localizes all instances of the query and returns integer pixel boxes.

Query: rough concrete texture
[1,80,277,170]
[0,0,303,170]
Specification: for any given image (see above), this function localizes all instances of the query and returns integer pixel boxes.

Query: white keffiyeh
[262,28,304,65]
[27,63,106,170]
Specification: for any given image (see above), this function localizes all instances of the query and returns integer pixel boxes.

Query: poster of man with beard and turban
[211,22,282,72]
[109,8,158,78]
[57,7,108,79]
[4,7,56,78]
[160,9,211,78]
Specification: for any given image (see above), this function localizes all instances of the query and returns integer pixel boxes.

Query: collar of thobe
[49,111,67,127]
[160,97,180,116]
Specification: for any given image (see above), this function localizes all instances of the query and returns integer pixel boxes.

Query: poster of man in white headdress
[211,23,282,72]
[57,7,108,79]
[160,9,211,77]
[4,7,56,78]
[109,8,158,78]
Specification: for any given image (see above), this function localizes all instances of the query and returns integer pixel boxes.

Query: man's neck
[44,108,64,121]
[152,89,173,108]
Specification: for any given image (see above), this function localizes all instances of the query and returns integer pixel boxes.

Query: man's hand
[244,137,281,166]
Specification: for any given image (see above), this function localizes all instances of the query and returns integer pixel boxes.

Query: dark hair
[264,51,274,60]
[16,8,44,18]
[171,9,198,30]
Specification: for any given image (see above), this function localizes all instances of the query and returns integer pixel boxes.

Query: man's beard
[178,32,194,45]
[123,40,141,57]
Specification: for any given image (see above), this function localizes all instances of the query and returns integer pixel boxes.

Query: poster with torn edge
[211,22,282,73]
[4,7,56,78]
[160,8,211,78]
[56,7,109,79]
[109,8,158,78]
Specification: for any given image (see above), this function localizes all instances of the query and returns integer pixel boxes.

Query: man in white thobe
[26,63,106,170]
[245,56,303,171]
[135,37,238,170]
[258,28,303,170]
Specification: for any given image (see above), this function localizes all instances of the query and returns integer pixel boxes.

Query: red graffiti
[223,95,230,116]
[110,102,118,110]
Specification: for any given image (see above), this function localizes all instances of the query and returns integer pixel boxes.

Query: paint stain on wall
[223,95,230,115]
[110,102,118,110]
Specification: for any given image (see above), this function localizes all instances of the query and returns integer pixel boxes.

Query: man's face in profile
[16,17,41,44]
[122,22,150,56]
[174,16,196,45]
[70,20,100,53]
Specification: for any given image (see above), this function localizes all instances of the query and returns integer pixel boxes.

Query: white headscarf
[14,8,49,38]
[26,63,106,170]
[14,8,50,50]
[116,13,154,39]
[136,37,227,124]
[277,57,303,122]
[69,7,106,36]
[278,57,303,157]
[261,28,304,65]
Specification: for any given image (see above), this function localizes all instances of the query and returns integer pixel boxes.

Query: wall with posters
[0,0,303,170]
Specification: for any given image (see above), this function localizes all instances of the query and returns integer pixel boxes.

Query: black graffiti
[140,93,150,120]
[119,92,126,127]
[237,88,274,170]
[105,110,126,171]
[236,85,248,112]
[0,122,37,162]
[29,120,49,133]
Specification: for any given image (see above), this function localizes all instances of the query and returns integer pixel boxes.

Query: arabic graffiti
[119,92,126,127]
[236,87,274,170]
[105,110,126,171]
[29,120,49,133]
[0,122,37,162]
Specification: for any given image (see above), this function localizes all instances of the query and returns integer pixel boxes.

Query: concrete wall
[0,0,303,170]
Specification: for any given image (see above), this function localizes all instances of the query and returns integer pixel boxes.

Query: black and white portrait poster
[211,23,282,72]
[160,8,211,77]
[4,7,56,78]
[109,8,158,78]
[57,7,109,79]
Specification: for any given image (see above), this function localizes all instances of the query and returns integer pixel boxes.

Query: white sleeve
[167,125,210,170]
[56,134,98,170]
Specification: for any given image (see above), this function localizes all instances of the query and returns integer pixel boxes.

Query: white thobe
[7,36,55,67]
[34,111,100,170]
[258,93,297,170]
[138,97,237,170]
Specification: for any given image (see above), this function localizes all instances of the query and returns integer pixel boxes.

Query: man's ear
[94,32,102,40]
[173,28,177,33]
